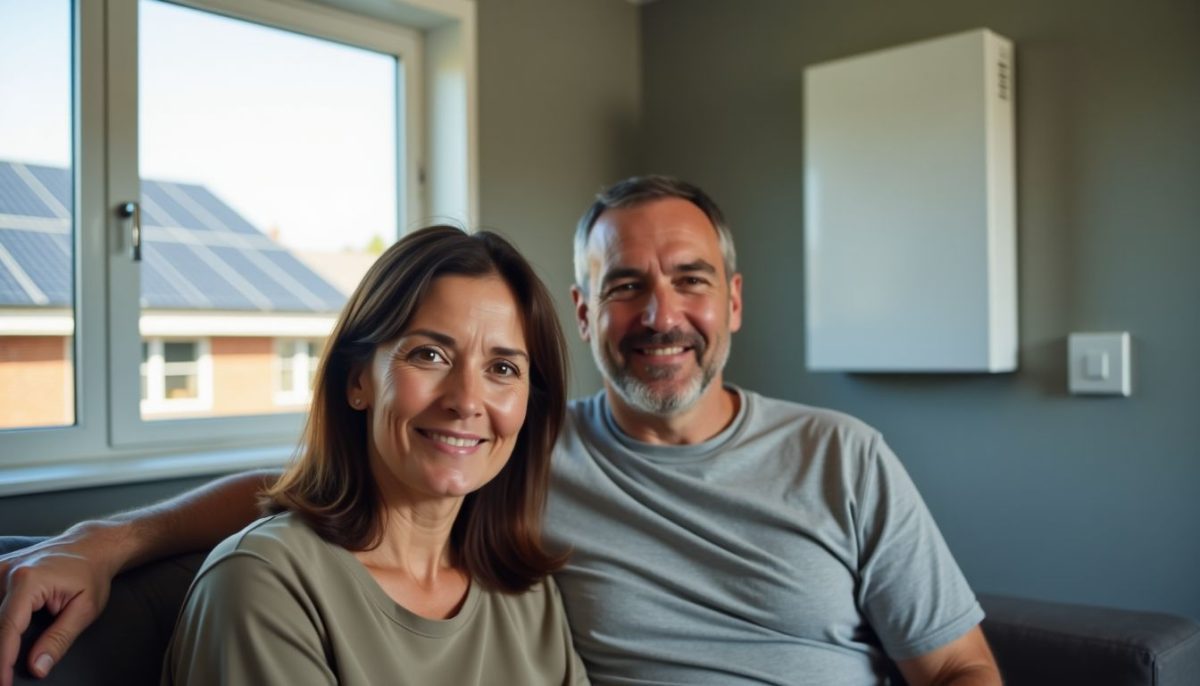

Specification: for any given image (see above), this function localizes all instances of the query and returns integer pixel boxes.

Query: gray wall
[0,476,221,536]
[476,0,639,396]
[639,0,1200,619]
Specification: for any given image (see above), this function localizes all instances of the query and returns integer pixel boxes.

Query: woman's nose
[441,367,483,418]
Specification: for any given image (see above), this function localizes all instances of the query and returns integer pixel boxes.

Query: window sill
[0,444,293,498]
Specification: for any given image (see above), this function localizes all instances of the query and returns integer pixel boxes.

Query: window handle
[119,201,141,262]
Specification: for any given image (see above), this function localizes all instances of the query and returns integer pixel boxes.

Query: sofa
[3,535,1199,685]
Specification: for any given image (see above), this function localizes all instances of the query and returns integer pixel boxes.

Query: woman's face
[351,274,530,504]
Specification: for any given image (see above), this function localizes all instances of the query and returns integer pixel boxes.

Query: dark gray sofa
[3,535,1199,685]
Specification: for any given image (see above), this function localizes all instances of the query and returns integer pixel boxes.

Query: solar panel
[148,241,262,311]
[0,229,72,306]
[259,249,348,310]
[0,164,60,218]
[209,246,316,312]
[141,243,210,309]
[0,257,34,306]
[142,181,212,231]
[24,163,73,213]
[177,185,262,236]
[0,159,346,314]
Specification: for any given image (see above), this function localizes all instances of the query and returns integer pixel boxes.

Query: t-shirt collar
[599,385,748,462]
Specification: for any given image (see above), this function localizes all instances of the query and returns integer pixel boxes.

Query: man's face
[572,197,742,416]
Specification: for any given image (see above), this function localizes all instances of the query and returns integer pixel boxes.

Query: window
[140,338,212,415]
[0,0,477,494]
[275,338,324,406]
[0,0,75,431]
[137,0,393,422]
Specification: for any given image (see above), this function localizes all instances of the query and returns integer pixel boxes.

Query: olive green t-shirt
[163,513,588,685]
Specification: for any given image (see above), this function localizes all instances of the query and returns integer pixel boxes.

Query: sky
[0,0,398,252]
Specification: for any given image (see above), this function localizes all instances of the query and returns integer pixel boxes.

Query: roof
[0,160,347,313]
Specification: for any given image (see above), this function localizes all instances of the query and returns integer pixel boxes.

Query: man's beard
[594,327,730,416]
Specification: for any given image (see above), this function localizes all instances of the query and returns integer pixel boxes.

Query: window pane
[163,341,196,364]
[164,373,197,399]
[0,0,75,430]
[138,0,397,420]
[277,339,296,394]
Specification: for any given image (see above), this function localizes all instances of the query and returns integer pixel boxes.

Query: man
[0,177,999,685]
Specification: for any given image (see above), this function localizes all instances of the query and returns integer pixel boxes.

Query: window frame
[0,0,477,496]
[140,337,212,415]
[273,337,323,407]
[108,0,424,450]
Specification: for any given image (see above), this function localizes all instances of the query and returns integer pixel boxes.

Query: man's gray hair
[573,175,738,294]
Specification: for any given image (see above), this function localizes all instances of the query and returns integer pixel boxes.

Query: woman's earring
[352,397,363,409]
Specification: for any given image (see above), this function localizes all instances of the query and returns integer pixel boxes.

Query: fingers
[0,585,37,686]
[25,593,97,680]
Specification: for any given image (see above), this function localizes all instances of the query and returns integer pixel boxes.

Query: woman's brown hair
[265,225,568,592]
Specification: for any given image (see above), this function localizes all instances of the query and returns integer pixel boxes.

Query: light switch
[1084,350,1109,380]
[1068,332,1131,396]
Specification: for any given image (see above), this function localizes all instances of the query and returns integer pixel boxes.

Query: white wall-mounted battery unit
[804,29,1017,372]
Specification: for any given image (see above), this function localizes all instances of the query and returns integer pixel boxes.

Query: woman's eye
[411,348,446,364]
[491,361,520,377]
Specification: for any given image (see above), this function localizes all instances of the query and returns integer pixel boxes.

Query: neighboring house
[0,159,348,428]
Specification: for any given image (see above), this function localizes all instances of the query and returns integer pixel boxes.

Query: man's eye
[680,276,708,287]
[605,283,639,298]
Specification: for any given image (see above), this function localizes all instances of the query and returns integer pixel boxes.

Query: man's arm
[0,469,279,686]
[896,625,1001,686]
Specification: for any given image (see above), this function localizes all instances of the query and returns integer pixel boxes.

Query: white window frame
[0,0,477,496]
[273,338,322,406]
[140,338,213,415]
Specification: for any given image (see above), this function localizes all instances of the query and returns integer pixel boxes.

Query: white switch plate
[1068,332,1131,396]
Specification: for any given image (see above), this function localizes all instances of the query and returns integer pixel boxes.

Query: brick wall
[0,336,72,429]
[210,336,279,414]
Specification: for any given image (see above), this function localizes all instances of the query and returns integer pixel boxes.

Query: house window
[0,0,476,489]
[275,338,324,405]
[140,338,212,416]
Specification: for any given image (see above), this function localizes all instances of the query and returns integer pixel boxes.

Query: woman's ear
[346,359,373,410]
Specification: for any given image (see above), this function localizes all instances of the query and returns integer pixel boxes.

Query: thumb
[26,596,98,678]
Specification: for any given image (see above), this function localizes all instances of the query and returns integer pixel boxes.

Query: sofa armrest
[980,593,1200,686]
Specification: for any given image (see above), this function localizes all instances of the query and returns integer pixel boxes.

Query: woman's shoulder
[477,575,570,626]
[202,511,331,575]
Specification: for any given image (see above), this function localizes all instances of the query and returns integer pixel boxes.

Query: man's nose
[442,367,483,418]
[641,284,682,331]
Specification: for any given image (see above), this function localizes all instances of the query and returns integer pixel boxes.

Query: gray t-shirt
[545,388,983,685]
[164,512,589,685]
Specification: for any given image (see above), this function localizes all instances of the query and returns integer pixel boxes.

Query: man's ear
[728,273,744,334]
[570,285,591,342]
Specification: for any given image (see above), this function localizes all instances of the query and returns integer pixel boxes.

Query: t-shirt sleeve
[163,552,335,686]
[853,434,984,660]
[546,577,591,686]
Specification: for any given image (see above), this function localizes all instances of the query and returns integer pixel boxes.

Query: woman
[164,226,588,685]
